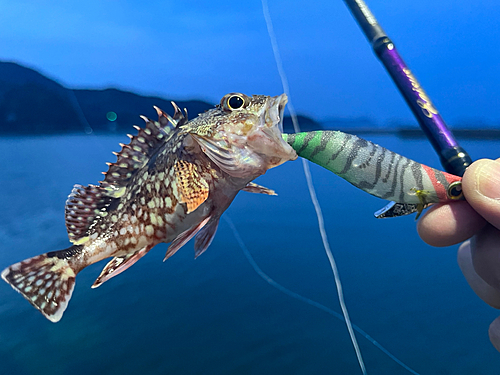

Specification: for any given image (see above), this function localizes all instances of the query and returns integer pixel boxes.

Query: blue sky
[1,0,500,125]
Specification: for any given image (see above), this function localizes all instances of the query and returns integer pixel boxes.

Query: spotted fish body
[283,131,463,216]
[2,93,297,322]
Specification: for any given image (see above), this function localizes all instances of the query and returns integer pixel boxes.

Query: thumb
[462,158,500,230]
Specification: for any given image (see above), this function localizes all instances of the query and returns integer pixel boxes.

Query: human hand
[417,158,500,352]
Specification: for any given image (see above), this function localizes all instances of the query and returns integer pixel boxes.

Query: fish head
[189,93,297,179]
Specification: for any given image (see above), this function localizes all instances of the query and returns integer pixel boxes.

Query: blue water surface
[0,134,499,375]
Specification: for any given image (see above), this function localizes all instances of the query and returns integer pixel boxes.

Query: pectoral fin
[174,160,209,213]
[91,246,152,288]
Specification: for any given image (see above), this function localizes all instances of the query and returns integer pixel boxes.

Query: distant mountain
[0,61,322,135]
[0,62,85,134]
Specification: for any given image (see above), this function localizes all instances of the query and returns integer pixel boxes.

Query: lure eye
[447,181,464,200]
[226,95,245,110]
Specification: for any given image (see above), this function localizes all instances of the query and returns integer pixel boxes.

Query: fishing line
[63,8,413,373]
[260,1,366,373]
[224,215,420,375]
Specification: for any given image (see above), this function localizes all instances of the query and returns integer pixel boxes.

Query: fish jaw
[190,93,297,179]
[247,94,297,170]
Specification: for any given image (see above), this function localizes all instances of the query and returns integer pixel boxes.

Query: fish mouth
[264,93,288,133]
[250,93,297,168]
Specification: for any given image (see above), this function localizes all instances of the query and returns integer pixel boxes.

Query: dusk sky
[1,0,500,126]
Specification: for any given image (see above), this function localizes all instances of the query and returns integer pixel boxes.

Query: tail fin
[1,246,82,322]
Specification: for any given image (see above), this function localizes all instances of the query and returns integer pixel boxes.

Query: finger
[417,201,486,247]
[489,317,500,353]
[471,224,500,291]
[457,240,500,309]
[462,158,500,230]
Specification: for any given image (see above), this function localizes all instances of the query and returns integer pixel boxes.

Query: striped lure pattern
[282,131,463,209]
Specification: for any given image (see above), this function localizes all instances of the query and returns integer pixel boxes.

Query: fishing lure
[282,131,464,218]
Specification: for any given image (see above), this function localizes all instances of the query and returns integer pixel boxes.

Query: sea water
[0,134,499,375]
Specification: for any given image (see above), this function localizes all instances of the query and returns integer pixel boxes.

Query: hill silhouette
[0,61,321,135]
[0,62,85,134]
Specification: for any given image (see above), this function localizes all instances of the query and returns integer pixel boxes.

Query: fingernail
[476,160,500,199]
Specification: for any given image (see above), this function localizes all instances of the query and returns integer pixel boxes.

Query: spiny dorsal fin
[154,104,188,129]
[100,102,188,190]
[65,184,116,243]
[174,160,209,214]
[170,101,188,125]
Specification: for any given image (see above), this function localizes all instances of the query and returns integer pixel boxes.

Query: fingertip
[457,240,500,309]
[417,201,486,247]
[463,159,500,229]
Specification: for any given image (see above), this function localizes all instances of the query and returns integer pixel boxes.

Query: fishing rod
[342,0,472,177]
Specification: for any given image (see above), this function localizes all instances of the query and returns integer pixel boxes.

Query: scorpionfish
[2,93,297,322]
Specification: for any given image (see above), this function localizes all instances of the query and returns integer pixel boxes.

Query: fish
[2,93,297,322]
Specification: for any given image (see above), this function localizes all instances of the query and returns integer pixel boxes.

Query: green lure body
[282,131,464,217]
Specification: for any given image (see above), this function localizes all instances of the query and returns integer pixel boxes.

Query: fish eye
[226,95,245,110]
[447,181,463,200]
